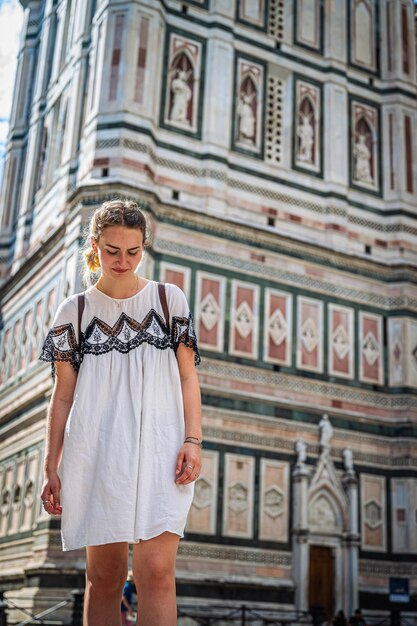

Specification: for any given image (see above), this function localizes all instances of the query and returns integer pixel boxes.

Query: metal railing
[0,590,83,626]
[177,605,312,625]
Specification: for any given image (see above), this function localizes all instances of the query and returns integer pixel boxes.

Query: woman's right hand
[40,472,63,515]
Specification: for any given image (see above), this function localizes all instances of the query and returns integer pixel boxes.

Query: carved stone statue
[319,414,333,449]
[295,438,307,466]
[343,448,354,473]
[297,113,314,163]
[238,92,256,142]
[170,69,192,124]
[354,132,373,184]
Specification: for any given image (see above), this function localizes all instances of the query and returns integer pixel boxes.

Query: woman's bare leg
[84,542,129,626]
[132,532,180,626]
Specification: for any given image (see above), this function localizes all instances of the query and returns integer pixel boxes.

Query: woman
[39,200,202,626]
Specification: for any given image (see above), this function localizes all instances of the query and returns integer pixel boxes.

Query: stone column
[292,460,310,611]
[343,471,359,618]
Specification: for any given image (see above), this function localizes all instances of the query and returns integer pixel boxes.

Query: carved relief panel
[229,280,260,359]
[195,272,226,353]
[162,29,206,136]
[263,288,292,366]
[293,77,322,176]
[296,296,323,373]
[232,55,265,157]
[186,449,219,535]
[359,312,383,385]
[328,304,354,379]
[223,454,255,539]
[259,459,289,542]
[349,0,377,73]
[159,262,192,301]
[360,474,387,552]
[350,98,381,194]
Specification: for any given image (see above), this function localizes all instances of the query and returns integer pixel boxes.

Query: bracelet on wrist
[184,437,203,449]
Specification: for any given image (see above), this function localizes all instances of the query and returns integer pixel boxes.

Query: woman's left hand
[175,443,202,485]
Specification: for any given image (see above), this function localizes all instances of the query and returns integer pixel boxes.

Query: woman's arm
[175,344,202,485]
[40,362,77,514]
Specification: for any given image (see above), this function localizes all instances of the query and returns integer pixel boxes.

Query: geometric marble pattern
[297,297,323,373]
[301,317,319,353]
[332,324,350,360]
[269,308,287,346]
[235,301,254,339]
[200,292,221,332]
[360,474,386,552]
[363,331,380,366]
[331,304,356,382]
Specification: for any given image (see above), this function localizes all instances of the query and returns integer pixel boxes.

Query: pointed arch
[308,485,346,532]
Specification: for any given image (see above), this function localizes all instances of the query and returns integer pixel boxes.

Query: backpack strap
[157,282,170,330]
[77,293,85,349]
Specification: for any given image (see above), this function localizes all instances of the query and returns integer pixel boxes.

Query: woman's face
[92,226,144,279]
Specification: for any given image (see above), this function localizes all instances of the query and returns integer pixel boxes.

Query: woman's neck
[96,274,141,299]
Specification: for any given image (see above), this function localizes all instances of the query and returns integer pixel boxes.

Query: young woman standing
[40,200,202,626]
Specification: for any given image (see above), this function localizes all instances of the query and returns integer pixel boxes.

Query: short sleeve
[39,296,81,378]
[166,284,201,366]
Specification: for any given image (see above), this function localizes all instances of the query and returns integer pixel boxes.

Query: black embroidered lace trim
[39,310,200,376]
[172,313,201,366]
[39,323,82,378]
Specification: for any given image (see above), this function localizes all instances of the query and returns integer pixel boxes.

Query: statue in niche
[354,131,373,184]
[295,438,307,467]
[297,113,314,163]
[343,448,354,474]
[319,413,333,449]
[238,92,256,142]
[170,68,192,125]
[238,75,257,144]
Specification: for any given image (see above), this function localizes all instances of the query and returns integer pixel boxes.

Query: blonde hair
[83,200,150,282]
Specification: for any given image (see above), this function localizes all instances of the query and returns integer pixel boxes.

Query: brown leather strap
[157,282,170,329]
[77,293,85,348]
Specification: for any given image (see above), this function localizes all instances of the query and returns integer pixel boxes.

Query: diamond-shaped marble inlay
[301,317,319,353]
[228,482,248,513]
[193,478,212,510]
[364,499,382,529]
[393,339,402,363]
[363,331,380,366]
[269,309,287,346]
[235,301,254,339]
[332,324,350,360]
[264,486,284,519]
[200,292,221,332]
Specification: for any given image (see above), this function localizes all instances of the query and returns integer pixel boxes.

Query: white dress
[40,281,200,551]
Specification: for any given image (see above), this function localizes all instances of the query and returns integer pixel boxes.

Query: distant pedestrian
[121,576,135,625]
[348,608,367,626]
[330,609,347,626]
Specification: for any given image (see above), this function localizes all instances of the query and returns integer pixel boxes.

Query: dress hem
[61,527,184,552]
